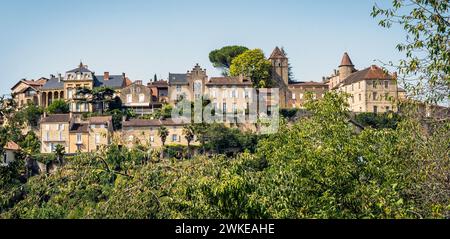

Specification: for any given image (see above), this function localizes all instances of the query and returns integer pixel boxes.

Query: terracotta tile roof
[151,80,169,87]
[41,114,71,123]
[341,65,393,87]
[289,81,329,87]
[162,118,191,126]
[70,123,89,133]
[89,116,112,124]
[11,78,48,91]
[123,119,161,127]
[206,77,253,86]
[269,47,287,59]
[340,52,354,67]
[125,78,133,87]
[123,118,190,127]
[4,141,20,151]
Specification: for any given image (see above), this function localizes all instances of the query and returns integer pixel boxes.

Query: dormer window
[77,74,81,80]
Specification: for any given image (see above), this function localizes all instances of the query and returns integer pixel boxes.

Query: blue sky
[0,0,404,95]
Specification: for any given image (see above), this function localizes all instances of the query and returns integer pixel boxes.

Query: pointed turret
[269,47,287,59]
[338,52,356,80]
[339,52,354,67]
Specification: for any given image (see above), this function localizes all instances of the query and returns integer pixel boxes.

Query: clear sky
[0,0,404,95]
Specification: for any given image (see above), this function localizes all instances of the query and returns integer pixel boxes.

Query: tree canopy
[46,100,69,114]
[209,46,249,76]
[372,0,450,104]
[230,49,273,88]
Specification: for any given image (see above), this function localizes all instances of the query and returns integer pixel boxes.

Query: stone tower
[339,52,356,82]
[269,47,289,108]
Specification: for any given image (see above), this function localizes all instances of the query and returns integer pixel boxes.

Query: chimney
[58,73,62,82]
[239,74,245,83]
[122,72,126,79]
[393,72,398,79]
[50,74,55,79]
[104,72,110,81]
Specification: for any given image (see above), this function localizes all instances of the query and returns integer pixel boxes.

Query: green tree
[209,46,249,76]
[372,0,450,103]
[281,47,294,82]
[158,126,169,160]
[230,49,273,88]
[20,132,41,155]
[46,100,69,114]
[54,144,65,165]
[76,87,116,114]
[15,103,44,127]
[183,125,195,158]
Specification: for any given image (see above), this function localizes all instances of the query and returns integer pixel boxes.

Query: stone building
[39,63,130,113]
[40,114,114,154]
[270,47,329,109]
[326,53,403,113]
[40,114,71,154]
[168,64,208,104]
[121,118,193,148]
[120,80,154,115]
[1,141,21,167]
[287,81,329,108]
[11,78,48,107]
[205,76,254,117]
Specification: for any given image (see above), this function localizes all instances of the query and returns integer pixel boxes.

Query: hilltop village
[6,47,406,155]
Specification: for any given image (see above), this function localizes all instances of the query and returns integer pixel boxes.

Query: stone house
[38,63,130,113]
[121,118,194,148]
[326,53,403,113]
[40,114,114,154]
[2,141,21,166]
[120,81,155,115]
[10,78,47,108]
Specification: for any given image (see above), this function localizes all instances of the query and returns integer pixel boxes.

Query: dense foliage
[209,46,249,76]
[372,0,450,103]
[46,100,69,114]
[1,92,448,219]
[230,49,273,88]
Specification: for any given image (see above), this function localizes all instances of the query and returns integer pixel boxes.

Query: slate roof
[94,75,125,89]
[70,123,89,133]
[341,65,393,87]
[67,62,92,73]
[41,77,64,90]
[41,114,71,123]
[168,73,188,85]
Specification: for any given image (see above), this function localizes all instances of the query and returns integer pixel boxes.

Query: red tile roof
[340,52,354,67]
[341,65,393,87]
[4,141,20,151]
[89,116,112,124]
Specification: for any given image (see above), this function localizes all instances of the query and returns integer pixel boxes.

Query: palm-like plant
[158,126,169,160]
[183,125,195,158]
